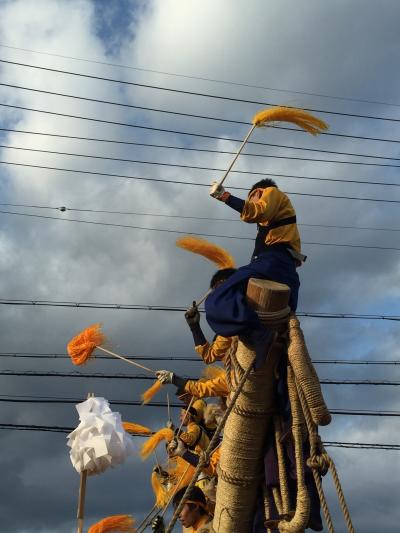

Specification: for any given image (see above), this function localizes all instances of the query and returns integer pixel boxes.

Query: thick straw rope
[273,415,291,518]
[294,374,355,533]
[164,352,257,533]
[213,338,283,532]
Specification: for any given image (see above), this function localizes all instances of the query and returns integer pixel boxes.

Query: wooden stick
[160,464,191,517]
[167,392,171,425]
[176,396,194,436]
[76,392,93,533]
[96,346,155,374]
[135,503,158,533]
[195,288,212,307]
[218,123,256,187]
[76,470,87,533]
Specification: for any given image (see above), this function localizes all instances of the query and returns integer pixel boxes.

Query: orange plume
[168,456,196,490]
[87,514,136,533]
[176,236,235,270]
[252,106,328,135]
[141,380,163,405]
[151,471,170,508]
[122,421,152,435]
[140,428,174,460]
[67,323,105,366]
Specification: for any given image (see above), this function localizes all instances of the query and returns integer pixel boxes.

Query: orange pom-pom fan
[140,428,174,460]
[87,514,136,533]
[67,323,105,366]
[141,380,163,405]
[151,471,170,508]
[123,421,152,435]
[176,236,235,270]
[252,106,328,135]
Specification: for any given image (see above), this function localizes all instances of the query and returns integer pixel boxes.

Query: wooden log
[213,279,290,533]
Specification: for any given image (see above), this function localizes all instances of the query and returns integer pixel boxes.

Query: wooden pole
[218,124,256,187]
[76,392,94,533]
[96,346,155,374]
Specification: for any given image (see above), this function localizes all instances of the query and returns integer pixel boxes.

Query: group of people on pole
[147,178,322,533]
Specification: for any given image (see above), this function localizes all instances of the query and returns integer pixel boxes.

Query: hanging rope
[164,352,257,533]
[293,368,355,533]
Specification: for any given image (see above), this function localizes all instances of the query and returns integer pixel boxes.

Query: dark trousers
[205,247,300,367]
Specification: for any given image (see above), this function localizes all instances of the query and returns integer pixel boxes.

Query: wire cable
[4,143,400,173]
[0,352,397,364]
[0,370,398,385]
[2,101,400,145]
[2,58,400,124]
[2,42,400,109]
[3,209,400,251]
[2,126,400,161]
[2,160,400,205]
[2,202,400,234]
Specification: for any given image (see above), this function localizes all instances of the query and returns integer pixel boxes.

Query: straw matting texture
[213,339,282,532]
[287,315,331,426]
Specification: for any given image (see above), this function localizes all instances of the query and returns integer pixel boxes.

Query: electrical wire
[2,160,400,205]
[3,101,400,145]
[2,58,400,124]
[2,209,400,251]
[0,352,397,364]
[1,202,400,234]
[1,42,399,109]
[3,126,400,162]
[0,422,398,450]
[4,142,400,172]
[0,370,398,385]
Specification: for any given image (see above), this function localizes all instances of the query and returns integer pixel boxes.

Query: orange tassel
[151,471,170,508]
[140,428,174,460]
[87,514,136,533]
[168,456,195,490]
[141,380,163,405]
[67,324,105,366]
[252,106,328,135]
[176,236,235,269]
[122,421,152,435]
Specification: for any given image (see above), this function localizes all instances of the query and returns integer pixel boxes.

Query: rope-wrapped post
[213,279,291,533]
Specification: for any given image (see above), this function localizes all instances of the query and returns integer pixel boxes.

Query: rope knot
[307,452,329,476]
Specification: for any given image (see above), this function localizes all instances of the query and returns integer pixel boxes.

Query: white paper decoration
[67,396,134,475]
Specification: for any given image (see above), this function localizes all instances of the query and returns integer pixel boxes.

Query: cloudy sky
[0,0,399,531]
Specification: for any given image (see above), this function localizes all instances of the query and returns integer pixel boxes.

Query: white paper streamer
[67,396,134,475]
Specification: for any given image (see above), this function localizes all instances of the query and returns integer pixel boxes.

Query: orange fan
[140,428,174,460]
[141,380,163,405]
[123,421,152,435]
[67,324,155,374]
[87,514,136,533]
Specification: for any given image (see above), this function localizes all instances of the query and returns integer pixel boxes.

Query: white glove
[209,181,225,199]
[156,370,174,384]
[167,438,187,457]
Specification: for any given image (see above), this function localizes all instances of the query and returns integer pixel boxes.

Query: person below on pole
[152,486,214,533]
[185,268,237,364]
[207,178,304,368]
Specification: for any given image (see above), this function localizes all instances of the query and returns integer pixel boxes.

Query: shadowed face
[178,502,201,528]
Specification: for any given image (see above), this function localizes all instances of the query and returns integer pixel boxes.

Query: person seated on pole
[207,178,304,368]
[152,485,214,533]
[177,403,210,455]
[185,268,237,364]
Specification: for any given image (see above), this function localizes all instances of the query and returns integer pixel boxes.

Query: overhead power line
[4,143,400,173]
[2,209,400,252]
[2,101,400,146]
[2,58,400,124]
[2,42,400,109]
[2,202,400,234]
[0,299,399,320]
[0,422,398,450]
[0,370,398,385]
[2,126,400,162]
[0,352,397,365]
[0,396,398,417]
[2,160,400,206]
